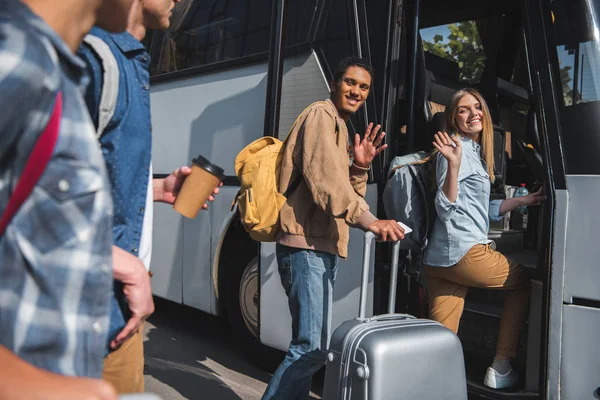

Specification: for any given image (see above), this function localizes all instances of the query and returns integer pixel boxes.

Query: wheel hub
[239,258,259,339]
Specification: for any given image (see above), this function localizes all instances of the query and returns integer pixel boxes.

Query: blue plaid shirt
[0,1,113,377]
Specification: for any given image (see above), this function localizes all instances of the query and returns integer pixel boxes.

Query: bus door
[396,0,560,398]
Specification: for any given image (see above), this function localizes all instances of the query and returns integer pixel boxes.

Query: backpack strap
[282,101,338,141]
[283,176,302,197]
[83,34,119,138]
[408,164,432,250]
[0,92,62,236]
[387,150,438,179]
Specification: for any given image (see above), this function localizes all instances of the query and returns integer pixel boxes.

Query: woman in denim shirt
[423,89,545,390]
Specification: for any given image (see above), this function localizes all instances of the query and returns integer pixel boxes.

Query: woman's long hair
[445,88,495,182]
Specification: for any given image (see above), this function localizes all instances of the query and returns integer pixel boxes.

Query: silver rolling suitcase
[323,232,468,400]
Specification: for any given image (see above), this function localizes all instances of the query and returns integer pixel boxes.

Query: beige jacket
[277,99,378,258]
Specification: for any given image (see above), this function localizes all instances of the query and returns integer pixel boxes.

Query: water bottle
[514,183,529,215]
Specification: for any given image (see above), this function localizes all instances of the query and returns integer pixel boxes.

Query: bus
[143,0,600,398]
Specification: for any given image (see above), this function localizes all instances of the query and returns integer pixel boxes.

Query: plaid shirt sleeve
[0,23,57,165]
[0,15,114,378]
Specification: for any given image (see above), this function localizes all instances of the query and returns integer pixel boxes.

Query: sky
[420,25,449,45]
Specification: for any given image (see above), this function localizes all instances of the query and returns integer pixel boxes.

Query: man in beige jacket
[262,57,405,400]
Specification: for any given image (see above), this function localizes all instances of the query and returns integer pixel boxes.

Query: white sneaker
[483,366,519,389]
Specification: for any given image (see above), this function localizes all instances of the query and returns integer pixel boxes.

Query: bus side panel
[563,175,600,303]
[560,305,600,399]
[260,242,288,350]
[260,186,378,351]
[151,203,183,303]
[560,177,600,399]
[150,65,268,310]
[181,207,212,310]
[277,51,330,135]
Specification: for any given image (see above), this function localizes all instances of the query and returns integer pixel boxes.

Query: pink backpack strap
[0,92,62,236]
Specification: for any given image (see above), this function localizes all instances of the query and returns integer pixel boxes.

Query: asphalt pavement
[143,297,322,400]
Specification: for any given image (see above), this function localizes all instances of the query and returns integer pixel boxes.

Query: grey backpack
[83,34,119,138]
[382,151,437,251]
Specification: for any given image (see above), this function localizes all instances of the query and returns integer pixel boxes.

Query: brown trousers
[424,244,530,358]
[102,326,145,393]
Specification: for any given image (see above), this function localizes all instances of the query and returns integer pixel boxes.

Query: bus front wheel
[226,248,283,372]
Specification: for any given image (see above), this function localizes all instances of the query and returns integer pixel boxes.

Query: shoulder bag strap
[0,92,63,236]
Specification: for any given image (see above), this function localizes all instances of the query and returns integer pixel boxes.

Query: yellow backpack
[234,101,333,242]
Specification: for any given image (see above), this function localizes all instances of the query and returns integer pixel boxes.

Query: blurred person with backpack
[0,0,140,398]
[260,57,405,400]
[423,88,545,389]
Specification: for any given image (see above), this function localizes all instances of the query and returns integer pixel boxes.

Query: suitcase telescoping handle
[359,232,401,319]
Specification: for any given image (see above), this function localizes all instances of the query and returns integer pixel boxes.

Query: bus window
[551,0,600,174]
[144,0,316,77]
[314,0,353,77]
[552,0,600,107]
[313,0,364,136]
[144,0,270,75]
[415,18,489,152]
[285,0,317,49]
[421,20,487,86]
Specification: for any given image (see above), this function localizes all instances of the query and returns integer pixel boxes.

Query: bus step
[502,249,538,270]
[467,380,539,399]
[464,300,504,319]
[464,296,535,323]
[488,229,524,253]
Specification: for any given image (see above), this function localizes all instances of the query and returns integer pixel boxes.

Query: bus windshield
[551,0,600,174]
[552,0,600,106]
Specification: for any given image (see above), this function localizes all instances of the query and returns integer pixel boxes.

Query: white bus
[144,0,600,398]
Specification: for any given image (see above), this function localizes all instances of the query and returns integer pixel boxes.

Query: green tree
[424,21,575,104]
[559,64,574,105]
[423,21,486,84]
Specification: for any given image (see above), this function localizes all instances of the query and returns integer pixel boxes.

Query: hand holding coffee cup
[157,166,192,205]
[173,155,225,219]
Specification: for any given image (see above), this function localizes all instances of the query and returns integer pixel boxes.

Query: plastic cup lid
[192,155,225,178]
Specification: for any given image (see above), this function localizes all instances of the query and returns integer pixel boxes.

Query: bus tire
[226,245,283,372]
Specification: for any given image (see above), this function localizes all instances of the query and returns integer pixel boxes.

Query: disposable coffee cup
[174,155,224,219]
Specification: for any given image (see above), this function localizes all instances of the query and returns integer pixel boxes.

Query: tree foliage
[559,64,574,105]
[422,21,486,84]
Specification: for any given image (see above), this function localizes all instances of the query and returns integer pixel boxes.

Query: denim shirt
[79,27,152,257]
[423,136,503,267]
[0,0,113,377]
[78,27,152,348]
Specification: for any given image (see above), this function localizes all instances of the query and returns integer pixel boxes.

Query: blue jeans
[262,245,339,400]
